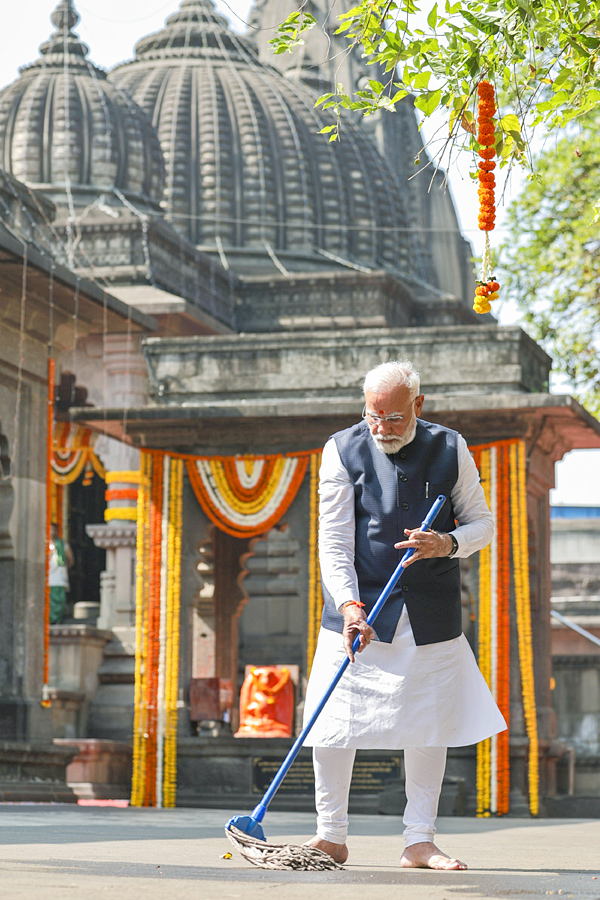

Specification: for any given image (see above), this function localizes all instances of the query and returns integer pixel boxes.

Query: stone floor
[0,806,599,899]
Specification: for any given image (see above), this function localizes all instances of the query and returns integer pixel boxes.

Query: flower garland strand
[497,444,511,814]
[131,452,183,808]
[510,441,539,815]
[42,357,55,709]
[476,448,492,815]
[131,453,151,806]
[473,440,514,816]
[474,80,500,315]
[306,451,323,675]
[163,456,183,807]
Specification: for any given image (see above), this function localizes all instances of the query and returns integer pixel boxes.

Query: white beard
[370,419,417,455]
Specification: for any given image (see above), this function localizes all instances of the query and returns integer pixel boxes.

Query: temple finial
[50,0,80,33]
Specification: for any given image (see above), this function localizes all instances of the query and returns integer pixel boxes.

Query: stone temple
[0,0,599,811]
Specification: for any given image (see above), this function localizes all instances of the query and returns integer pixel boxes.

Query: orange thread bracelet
[341,600,365,610]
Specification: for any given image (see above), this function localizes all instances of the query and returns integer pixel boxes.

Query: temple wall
[0,319,52,740]
[238,476,311,682]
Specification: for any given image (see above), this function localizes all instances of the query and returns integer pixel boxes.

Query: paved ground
[0,805,599,900]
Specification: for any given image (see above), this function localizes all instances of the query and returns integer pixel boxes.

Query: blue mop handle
[249,493,448,824]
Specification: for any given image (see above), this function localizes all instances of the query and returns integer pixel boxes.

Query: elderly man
[303,360,506,870]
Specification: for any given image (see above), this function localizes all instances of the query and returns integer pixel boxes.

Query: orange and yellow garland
[474,80,501,315]
[472,438,538,817]
[307,451,324,675]
[131,451,183,808]
[42,357,55,709]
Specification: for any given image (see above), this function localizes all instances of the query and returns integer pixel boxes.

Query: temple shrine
[0,0,599,813]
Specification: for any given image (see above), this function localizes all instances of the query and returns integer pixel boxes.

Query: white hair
[362,359,421,399]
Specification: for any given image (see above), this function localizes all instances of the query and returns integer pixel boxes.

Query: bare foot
[303,836,348,864]
[400,841,467,870]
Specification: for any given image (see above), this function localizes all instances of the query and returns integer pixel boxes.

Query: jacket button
[403,585,409,592]
[402,502,409,510]
[400,452,407,459]
[400,475,408,482]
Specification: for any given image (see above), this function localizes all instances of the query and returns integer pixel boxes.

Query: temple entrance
[65,469,106,619]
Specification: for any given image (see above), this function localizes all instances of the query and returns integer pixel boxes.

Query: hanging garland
[510,440,539,816]
[306,451,323,675]
[42,357,55,710]
[186,453,309,538]
[472,438,536,817]
[474,80,501,315]
[51,422,106,485]
[131,451,183,809]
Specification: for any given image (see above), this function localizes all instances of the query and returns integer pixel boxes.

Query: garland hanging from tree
[474,81,500,316]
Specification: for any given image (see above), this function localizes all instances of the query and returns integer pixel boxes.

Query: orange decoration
[496,443,511,814]
[143,451,163,807]
[473,80,500,314]
[105,488,139,502]
[42,356,55,709]
[235,666,295,738]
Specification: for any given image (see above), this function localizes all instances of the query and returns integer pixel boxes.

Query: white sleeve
[449,435,494,557]
[318,438,360,610]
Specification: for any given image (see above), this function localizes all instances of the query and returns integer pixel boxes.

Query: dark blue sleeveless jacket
[320,418,462,645]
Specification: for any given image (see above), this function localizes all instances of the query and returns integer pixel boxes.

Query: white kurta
[303,428,507,749]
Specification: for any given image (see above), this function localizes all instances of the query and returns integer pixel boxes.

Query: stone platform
[0,741,77,803]
[177,735,467,815]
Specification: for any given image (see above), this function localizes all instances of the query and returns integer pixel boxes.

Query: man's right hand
[341,604,375,663]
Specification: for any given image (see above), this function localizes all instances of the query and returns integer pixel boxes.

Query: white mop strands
[225,825,343,870]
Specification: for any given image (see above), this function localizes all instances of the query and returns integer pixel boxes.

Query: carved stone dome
[110,0,420,274]
[0,0,165,209]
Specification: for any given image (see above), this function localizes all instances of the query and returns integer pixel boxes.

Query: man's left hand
[394,529,453,567]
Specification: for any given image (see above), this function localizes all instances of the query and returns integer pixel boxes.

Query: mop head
[225,824,343,870]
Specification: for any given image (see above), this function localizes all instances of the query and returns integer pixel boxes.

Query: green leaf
[427,3,438,29]
[499,114,521,134]
[461,9,500,33]
[413,71,432,89]
[414,88,442,116]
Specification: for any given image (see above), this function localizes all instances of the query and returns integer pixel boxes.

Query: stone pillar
[79,330,146,741]
[85,485,138,741]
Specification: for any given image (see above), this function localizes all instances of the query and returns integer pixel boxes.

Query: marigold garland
[51,423,105,485]
[306,451,323,675]
[131,451,183,809]
[186,454,309,538]
[472,438,537,817]
[42,357,55,710]
[474,81,501,315]
[509,441,539,816]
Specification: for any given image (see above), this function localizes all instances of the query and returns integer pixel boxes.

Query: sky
[2,0,598,504]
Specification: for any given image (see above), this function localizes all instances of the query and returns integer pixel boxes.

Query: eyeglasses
[362,405,405,425]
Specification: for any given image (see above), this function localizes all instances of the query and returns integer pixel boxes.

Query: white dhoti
[303,609,507,844]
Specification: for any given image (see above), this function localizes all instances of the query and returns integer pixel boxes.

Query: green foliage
[500,114,600,414]
[275,0,600,169]
[269,10,317,54]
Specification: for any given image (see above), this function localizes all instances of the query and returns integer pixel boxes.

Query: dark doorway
[65,470,106,619]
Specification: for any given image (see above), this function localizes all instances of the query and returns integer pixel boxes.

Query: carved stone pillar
[85,520,137,741]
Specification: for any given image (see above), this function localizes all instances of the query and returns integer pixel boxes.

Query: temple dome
[0,0,165,210]
[110,0,420,275]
